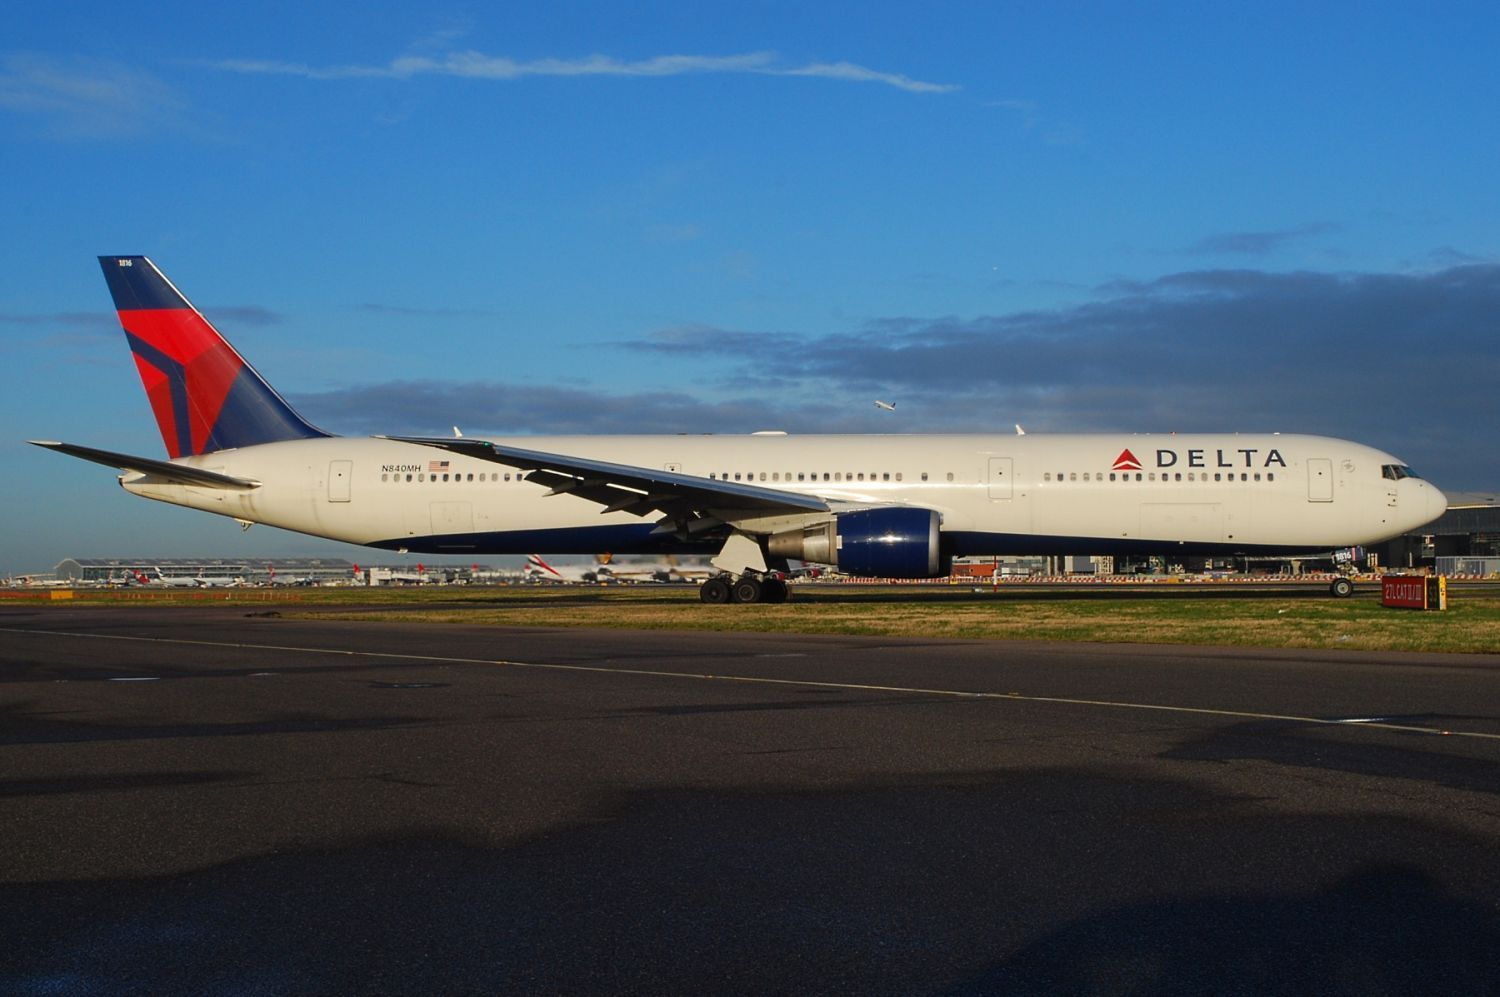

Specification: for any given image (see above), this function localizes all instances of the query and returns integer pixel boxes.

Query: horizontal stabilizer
[29,441,261,489]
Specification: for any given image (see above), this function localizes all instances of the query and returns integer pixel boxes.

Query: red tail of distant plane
[99,256,327,458]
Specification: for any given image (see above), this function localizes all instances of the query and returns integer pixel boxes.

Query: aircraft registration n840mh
[32,256,1448,603]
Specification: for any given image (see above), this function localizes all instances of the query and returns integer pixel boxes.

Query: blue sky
[3,2,1498,572]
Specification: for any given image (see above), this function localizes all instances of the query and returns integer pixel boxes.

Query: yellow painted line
[4,625,1497,742]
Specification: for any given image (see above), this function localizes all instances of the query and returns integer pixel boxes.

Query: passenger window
[920,472,928,481]
[381,473,388,482]
[946,472,954,482]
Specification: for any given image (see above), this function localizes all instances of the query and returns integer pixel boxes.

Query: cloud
[204,305,282,327]
[0,311,110,328]
[207,49,958,94]
[986,98,1083,145]
[356,303,497,319]
[621,264,1500,488]
[288,264,1500,492]
[0,53,186,139]
[1414,246,1488,268]
[1185,223,1339,256]
[291,380,879,437]
[776,60,956,94]
[987,98,1038,124]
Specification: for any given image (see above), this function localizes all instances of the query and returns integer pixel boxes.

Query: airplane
[600,553,719,584]
[192,571,244,588]
[523,554,609,584]
[31,256,1450,605]
[266,565,318,586]
[151,568,201,589]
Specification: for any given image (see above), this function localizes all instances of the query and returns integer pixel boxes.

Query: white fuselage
[119,432,1448,562]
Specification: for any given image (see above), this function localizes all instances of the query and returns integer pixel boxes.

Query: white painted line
[3,625,1496,742]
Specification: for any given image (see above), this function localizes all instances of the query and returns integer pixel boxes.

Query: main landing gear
[699,573,791,604]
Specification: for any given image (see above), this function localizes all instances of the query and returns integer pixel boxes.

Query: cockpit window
[1382,464,1421,481]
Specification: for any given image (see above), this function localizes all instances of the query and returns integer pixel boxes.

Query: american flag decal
[429,460,450,472]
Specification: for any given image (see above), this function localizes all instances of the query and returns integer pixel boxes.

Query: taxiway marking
[4,625,1495,742]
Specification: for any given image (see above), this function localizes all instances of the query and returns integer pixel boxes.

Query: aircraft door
[431,501,474,538]
[988,458,1013,500]
[328,460,352,502]
[1307,458,1333,502]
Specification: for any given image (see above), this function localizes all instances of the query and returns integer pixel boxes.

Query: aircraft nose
[1426,482,1449,524]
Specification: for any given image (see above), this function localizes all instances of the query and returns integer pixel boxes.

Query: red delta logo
[1112,449,1143,471]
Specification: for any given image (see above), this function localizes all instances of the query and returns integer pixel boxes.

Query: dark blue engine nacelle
[837,507,947,578]
[769,507,948,578]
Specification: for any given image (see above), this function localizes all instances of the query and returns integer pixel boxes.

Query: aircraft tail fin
[525,554,563,578]
[98,256,329,457]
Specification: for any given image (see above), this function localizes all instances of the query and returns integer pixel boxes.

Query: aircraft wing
[386,436,829,530]
[29,441,262,489]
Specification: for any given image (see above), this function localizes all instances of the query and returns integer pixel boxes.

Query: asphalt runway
[3,605,1499,995]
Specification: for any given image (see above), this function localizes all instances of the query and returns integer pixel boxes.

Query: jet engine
[767,507,948,578]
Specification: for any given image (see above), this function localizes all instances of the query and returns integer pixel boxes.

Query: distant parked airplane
[524,554,621,583]
[32,256,1449,604]
[151,568,200,589]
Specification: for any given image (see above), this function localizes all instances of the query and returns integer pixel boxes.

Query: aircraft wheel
[731,576,764,604]
[700,577,732,604]
[1329,577,1354,598]
[761,578,789,604]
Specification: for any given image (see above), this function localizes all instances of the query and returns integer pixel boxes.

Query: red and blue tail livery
[99,256,326,457]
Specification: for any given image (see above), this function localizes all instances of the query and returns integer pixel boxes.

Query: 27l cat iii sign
[1381,575,1448,610]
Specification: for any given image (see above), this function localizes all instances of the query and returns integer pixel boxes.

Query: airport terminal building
[1370,492,1500,570]
[55,557,356,586]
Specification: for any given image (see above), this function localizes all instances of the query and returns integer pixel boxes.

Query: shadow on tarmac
[5,768,1498,994]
